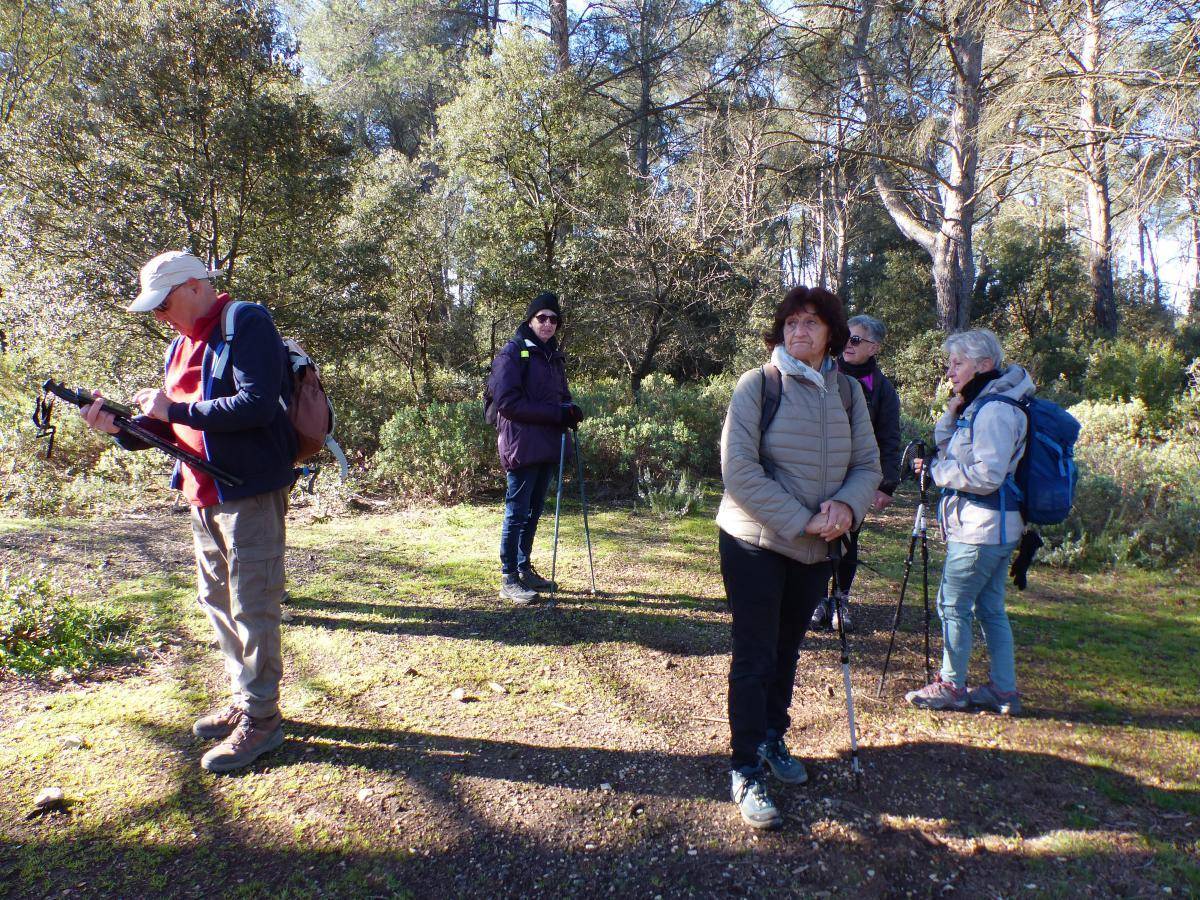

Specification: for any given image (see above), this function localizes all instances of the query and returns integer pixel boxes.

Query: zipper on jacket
[820,373,829,497]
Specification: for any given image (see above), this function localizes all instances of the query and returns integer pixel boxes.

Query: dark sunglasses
[534,313,559,324]
[847,335,876,346]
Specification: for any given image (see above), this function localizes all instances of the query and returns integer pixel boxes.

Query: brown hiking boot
[192,704,242,740]
[200,711,284,773]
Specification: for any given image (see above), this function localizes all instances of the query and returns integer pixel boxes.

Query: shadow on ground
[8,720,1196,898]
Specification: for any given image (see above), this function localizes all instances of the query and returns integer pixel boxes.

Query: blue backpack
[961,394,1081,536]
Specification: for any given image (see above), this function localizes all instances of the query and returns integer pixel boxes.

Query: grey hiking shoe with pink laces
[968,682,1022,716]
[905,675,968,711]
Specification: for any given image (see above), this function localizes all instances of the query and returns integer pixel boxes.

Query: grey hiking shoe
[192,703,242,740]
[810,598,831,630]
[905,675,968,711]
[731,769,782,830]
[968,682,1022,716]
[200,712,283,773]
[499,575,537,606]
[519,567,556,592]
[757,738,809,784]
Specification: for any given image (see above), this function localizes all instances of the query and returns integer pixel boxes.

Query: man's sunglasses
[534,313,559,324]
[847,335,876,346]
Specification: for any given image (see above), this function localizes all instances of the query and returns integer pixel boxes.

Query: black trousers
[719,530,830,771]
[835,527,860,594]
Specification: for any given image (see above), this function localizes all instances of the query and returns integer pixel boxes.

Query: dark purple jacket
[492,324,573,471]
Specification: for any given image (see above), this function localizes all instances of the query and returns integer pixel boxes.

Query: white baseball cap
[128,251,223,312]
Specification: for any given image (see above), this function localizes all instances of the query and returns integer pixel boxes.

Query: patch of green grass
[0,571,141,676]
[1147,838,1200,893]
[1147,786,1200,816]
[863,487,1200,718]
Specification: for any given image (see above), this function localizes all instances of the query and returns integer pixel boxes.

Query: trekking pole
[919,461,932,686]
[572,426,598,596]
[549,431,568,603]
[828,537,863,791]
[878,441,932,695]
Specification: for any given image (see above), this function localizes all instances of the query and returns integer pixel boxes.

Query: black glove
[1009,529,1045,590]
[561,403,584,427]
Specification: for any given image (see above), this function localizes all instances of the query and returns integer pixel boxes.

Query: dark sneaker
[757,738,809,784]
[731,769,782,830]
[968,682,1022,716]
[905,675,968,711]
[831,597,853,632]
[200,712,283,773]
[499,575,537,606]
[810,599,831,630]
[192,704,242,740]
[519,567,556,592]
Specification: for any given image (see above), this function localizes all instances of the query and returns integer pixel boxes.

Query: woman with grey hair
[908,328,1032,715]
[811,314,902,631]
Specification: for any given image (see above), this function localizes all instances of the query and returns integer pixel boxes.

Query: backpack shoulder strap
[968,393,1027,440]
[836,372,854,416]
[759,364,782,435]
[220,300,254,343]
[212,300,255,382]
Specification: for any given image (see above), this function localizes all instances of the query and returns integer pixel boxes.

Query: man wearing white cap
[80,250,297,772]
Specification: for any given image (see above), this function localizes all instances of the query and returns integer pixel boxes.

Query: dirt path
[0,508,1196,898]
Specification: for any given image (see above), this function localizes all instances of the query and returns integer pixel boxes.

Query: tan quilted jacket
[716,362,882,564]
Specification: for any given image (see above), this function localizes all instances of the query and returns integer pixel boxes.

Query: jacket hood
[971,364,1035,409]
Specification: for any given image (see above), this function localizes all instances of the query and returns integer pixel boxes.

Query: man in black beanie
[486,291,584,604]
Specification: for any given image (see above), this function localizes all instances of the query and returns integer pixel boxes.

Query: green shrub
[1084,338,1188,416]
[373,401,498,501]
[583,375,727,491]
[0,572,139,677]
[1126,502,1200,567]
[1069,398,1153,446]
[884,329,948,422]
[636,468,705,518]
[1041,432,1200,569]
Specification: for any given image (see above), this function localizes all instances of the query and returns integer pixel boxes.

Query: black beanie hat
[525,291,562,325]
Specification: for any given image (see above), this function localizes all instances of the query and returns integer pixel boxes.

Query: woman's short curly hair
[762,285,849,357]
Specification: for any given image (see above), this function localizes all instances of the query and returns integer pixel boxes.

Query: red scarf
[165,294,231,507]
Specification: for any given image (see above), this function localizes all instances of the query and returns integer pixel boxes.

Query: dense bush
[0,572,139,677]
[883,329,948,422]
[1084,338,1188,418]
[1040,399,1200,569]
[373,401,497,502]
[367,374,732,501]
[584,375,729,491]
[0,359,171,515]
[1070,398,1153,445]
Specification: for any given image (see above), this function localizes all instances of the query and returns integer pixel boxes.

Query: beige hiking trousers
[191,486,289,719]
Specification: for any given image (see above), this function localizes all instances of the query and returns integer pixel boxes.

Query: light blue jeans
[936,540,1019,693]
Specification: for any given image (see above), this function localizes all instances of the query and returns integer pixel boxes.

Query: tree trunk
[852,0,980,331]
[550,0,569,71]
[1080,0,1118,336]
[1186,159,1200,303]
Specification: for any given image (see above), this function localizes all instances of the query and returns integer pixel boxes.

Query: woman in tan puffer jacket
[717,286,881,830]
